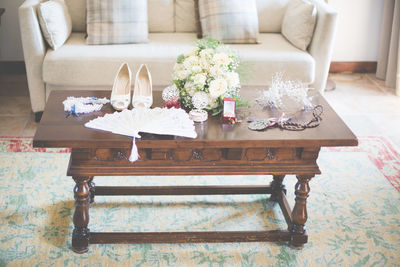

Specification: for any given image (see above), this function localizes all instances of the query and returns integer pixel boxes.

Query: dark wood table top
[33,88,357,148]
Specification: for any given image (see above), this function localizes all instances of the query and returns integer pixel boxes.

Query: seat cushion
[43,33,314,86]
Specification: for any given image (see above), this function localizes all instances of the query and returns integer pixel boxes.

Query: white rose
[225,72,240,88]
[199,58,209,70]
[212,53,231,66]
[200,49,213,59]
[183,55,199,69]
[191,65,202,74]
[175,69,190,80]
[207,96,218,109]
[193,73,207,87]
[210,65,224,77]
[184,81,197,96]
[209,78,227,98]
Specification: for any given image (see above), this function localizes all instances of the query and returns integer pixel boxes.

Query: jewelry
[63,97,110,117]
[189,109,208,122]
[248,105,323,131]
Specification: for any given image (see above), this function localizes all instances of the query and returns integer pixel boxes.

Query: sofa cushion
[86,0,148,45]
[282,0,317,51]
[65,0,175,33]
[198,0,259,44]
[43,32,314,86]
[256,0,291,33]
[38,0,72,50]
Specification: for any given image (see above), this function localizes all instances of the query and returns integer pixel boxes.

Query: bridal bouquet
[171,38,243,116]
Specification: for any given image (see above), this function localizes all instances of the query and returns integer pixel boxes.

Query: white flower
[225,72,240,88]
[175,69,190,80]
[191,65,202,74]
[209,78,228,98]
[207,96,218,109]
[183,55,199,69]
[199,58,209,70]
[200,49,213,60]
[193,73,207,87]
[210,65,224,77]
[184,81,197,96]
[212,53,231,66]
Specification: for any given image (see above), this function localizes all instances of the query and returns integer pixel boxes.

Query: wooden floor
[0,73,399,147]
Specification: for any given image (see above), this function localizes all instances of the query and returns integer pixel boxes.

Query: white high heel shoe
[110,63,132,111]
[132,64,153,109]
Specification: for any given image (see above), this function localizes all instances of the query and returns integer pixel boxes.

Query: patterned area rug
[0,136,399,266]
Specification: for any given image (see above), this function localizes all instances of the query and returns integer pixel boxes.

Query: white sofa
[19,0,337,117]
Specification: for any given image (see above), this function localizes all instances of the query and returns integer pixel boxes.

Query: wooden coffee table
[33,89,357,253]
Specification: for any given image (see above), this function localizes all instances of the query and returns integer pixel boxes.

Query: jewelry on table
[248,105,323,131]
[63,96,110,117]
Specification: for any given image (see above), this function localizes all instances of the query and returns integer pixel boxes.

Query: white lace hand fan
[85,108,197,162]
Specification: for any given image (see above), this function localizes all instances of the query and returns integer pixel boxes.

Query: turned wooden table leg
[270,175,286,202]
[72,176,90,253]
[290,174,314,249]
[88,176,95,203]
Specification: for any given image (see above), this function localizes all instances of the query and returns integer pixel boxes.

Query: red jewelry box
[223,98,236,121]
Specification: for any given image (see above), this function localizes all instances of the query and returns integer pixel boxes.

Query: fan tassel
[129,137,139,162]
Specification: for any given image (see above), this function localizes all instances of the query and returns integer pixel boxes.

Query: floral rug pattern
[0,136,399,266]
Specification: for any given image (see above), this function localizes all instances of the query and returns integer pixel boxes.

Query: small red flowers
[162,97,181,109]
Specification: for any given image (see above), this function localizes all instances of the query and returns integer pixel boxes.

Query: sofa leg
[35,112,43,123]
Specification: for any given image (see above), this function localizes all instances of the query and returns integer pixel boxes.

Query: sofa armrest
[19,0,47,113]
[308,0,338,92]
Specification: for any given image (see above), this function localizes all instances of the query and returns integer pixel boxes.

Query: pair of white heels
[110,63,153,111]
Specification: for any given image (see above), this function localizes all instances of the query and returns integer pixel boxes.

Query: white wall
[0,0,385,62]
[329,0,384,61]
[0,0,25,61]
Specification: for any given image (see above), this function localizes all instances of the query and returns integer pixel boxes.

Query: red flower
[162,97,181,109]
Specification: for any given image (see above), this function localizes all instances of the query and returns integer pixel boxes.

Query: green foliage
[176,54,185,64]
[195,36,222,50]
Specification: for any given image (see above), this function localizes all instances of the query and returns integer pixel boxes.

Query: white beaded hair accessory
[256,73,313,113]
[63,97,110,116]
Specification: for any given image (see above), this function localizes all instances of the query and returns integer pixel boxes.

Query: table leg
[88,176,95,203]
[72,176,90,253]
[270,175,286,202]
[290,174,313,249]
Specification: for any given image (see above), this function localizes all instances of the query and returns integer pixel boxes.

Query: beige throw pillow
[37,0,72,50]
[198,0,259,44]
[281,0,317,51]
[86,0,148,45]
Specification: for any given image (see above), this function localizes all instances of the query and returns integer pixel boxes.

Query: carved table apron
[32,90,358,254]
[68,145,320,253]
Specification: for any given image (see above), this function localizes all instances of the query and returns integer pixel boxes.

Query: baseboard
[329,62,377,73]
[0,61,26,75]
[0,61,377,75]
